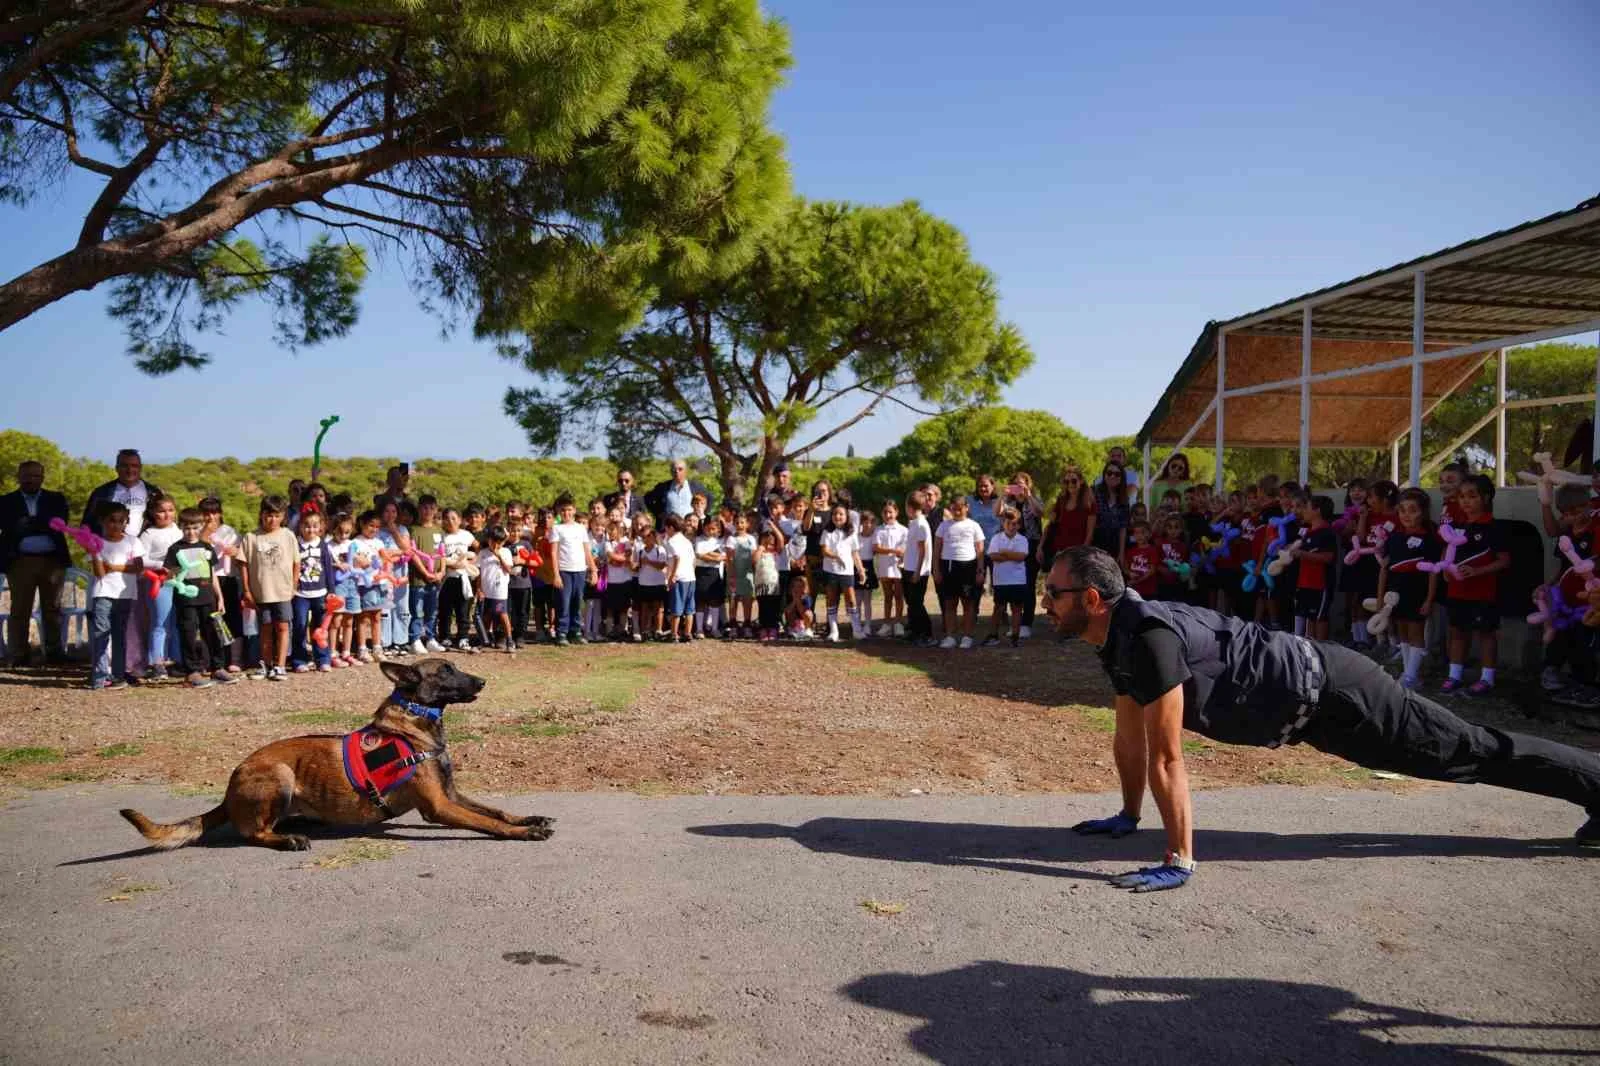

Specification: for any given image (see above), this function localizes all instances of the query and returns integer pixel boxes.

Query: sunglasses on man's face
[1041,584,1088,602]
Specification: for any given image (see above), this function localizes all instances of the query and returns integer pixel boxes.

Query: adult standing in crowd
[760,462,800,518]
[1101,446,1140,490]
[376,464,412,509]
[1151,452,1194,501]
[966,474,1006,548]
[1092,461,1132,557]
[82,449,161,537]
[1039,465,1096,565]
[645,459,714,529]
[920,482,946,530]
[604,469,644,521]
[0,461,72,666]
[1007,471,1046,638]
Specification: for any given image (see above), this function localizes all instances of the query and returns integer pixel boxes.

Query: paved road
[1,784,1597,1065]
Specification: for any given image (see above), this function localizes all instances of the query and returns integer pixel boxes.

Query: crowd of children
[1123,456,1600,707]
[77,455,1600,705]
[81,473,1073,690]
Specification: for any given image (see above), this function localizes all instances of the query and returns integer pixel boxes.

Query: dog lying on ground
[120,659,554,851]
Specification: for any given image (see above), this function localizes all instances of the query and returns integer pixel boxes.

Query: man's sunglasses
[1041,584,1089,601]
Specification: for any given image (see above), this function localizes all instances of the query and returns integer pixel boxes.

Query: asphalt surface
[1,783,1597,1065]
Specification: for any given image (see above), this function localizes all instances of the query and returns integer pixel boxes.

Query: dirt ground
[1,636,1595,800]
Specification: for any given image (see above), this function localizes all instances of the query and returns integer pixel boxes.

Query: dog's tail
[119,804,228,850]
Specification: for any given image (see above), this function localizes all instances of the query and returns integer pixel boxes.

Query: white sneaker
[959,636,975,650]
[874,623,892,637]
[827,623,840,643]
[425,639,445,653]
[939,636,957,649]
[410,639,427,655]
[1018,626,1032,639]
[892,623,905,637]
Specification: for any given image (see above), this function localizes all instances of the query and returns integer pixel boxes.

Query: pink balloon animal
[1558,536,1595,577]
[1343,526,1388,567]
[1418,523,1467,581]
[49,517,103,554]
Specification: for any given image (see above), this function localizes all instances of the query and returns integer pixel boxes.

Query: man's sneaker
[187,672,215,688]
[293,663,312,673]
[631,632,643,643]
[959,636,975,650]
[456,639,473,654]
[425,639,445,653]
[572,633,588,645]
[146,666,169,681]
[556,635,569,647]
[1577,813,1600,846]
[1018,626,1032,639]
[268,666,288,681]
[981,633,1000,647]
[1439,677,1464,695]
[247,664,268,680]
[1541,666,1567,692]
[1463,679,1494,698]
[893,623,906,637]
[213,668,239,685]
[827,623,840,643]
[939,636,957,649]
[408,639,427,656]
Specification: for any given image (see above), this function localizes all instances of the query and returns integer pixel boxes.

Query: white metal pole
[1390,439,1400,483]
[1494,348,1507,487]
[1408,272,1426,486]
[1299,307,1312,486]
[1142,440,1152,510]
[1215,331,1227,493]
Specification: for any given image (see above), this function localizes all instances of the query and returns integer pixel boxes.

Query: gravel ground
[1,783,1597,1065]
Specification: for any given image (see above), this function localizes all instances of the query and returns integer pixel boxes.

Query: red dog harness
[341,727,438,814]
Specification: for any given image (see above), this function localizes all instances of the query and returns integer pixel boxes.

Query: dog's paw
[283,834,312,851]
[517,815,555,830]
[520,824,554,842]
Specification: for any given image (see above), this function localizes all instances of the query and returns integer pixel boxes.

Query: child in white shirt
[635,519,669,638]
[476,525,515,652]
[603,519,638,641]
[89,502,142,689]
[819,504,865,642]
[137,495,182,678]
[692,515,727,639]
[902,491,935,645]
[934,496,985,649]
[872,500,908,637]
[547,497,595,646]
[663,514,698,643]
[439,509,479,653]
[985,508,1031,647]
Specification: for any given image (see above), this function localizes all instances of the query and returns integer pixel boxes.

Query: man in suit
[604,469,644,521]
[644,459,715,529]
[1,461,73,666]
[82,448,162,537]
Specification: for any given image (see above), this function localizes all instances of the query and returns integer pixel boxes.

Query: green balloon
[313,414,340,469]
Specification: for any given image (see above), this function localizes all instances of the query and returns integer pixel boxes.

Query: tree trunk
[719,450,748,511]
[0,245,131,332]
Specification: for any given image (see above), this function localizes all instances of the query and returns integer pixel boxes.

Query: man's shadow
[843,961,1600,1065]
[686,818,1588,882]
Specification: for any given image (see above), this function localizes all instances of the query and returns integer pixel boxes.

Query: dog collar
[390,694,444,722]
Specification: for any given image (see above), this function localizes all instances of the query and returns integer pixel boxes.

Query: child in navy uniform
[1374,488,1440,690]
[1442,475,1510,697]
[1290,495,1338,641]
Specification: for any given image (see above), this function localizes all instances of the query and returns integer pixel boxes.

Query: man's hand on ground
[1071,812,1140,837]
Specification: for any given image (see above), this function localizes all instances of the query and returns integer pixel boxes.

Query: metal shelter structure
[1135,196,1600,502]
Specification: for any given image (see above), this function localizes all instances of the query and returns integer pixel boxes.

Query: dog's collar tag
[390,693,444,722]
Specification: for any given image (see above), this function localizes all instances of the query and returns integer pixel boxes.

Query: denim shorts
[359,586,387,611]
[255,601,292,625]
[669,581,696,618]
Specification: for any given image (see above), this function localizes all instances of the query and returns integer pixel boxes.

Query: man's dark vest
[1103,592,1325,747]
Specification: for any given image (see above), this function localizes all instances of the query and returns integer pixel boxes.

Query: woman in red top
[1039,465,1096,565]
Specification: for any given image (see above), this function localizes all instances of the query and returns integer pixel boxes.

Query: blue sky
[2,1,1597,464]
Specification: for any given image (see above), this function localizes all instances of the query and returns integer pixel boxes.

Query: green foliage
[1416,342,1597,481]
[2,0,791,375]
[502,198,1032,505]
[0,430,113,510]
[851,407,1093,507]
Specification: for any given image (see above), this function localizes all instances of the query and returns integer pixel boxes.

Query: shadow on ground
[57,817,497,866]
[843,961,1600,1064]
[688,817,1591,881]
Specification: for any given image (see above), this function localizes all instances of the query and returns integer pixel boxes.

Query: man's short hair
[116,448,141,463]
[1556,483,1590,512]
[1052,546,1126,602]
[17,460,42,473]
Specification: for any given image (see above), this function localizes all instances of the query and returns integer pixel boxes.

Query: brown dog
[120,659,553,851]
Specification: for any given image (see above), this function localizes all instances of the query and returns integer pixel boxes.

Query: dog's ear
[379,661,422,691]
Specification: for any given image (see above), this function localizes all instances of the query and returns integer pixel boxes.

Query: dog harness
[341,723,439,815]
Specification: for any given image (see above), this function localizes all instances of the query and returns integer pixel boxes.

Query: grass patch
[96,743,144,759]
[860,899,907,916]
[1258,766,1317,786]
[630,779,692,798]
[300,840,408,870]
[283,710,368,730]
[849,662,924,680]
[49,770,107,783]
[1059,705,1116,733]
[0,747,64,766]
[169,783,222,800]
[509,721,580,738]
[1182,740,1213,755]
[451,732,484,743]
